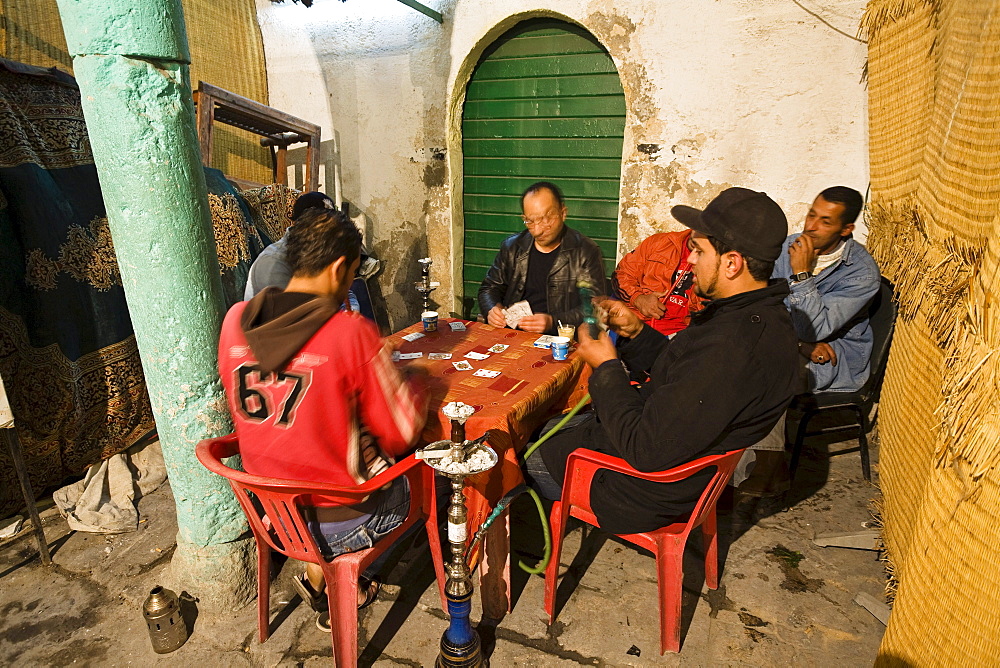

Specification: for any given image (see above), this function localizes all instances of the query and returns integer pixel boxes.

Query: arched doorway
[460,18,626,317]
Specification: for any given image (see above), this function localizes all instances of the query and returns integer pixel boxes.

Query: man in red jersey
[219,207,428,631]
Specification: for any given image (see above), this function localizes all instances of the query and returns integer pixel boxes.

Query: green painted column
[55,0,254,607]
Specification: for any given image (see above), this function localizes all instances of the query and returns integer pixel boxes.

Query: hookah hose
[464,391,592,574]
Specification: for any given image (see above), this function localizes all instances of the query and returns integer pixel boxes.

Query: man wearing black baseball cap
[244,192,368,317]
[245,191,337,300]
[523,188,800,535]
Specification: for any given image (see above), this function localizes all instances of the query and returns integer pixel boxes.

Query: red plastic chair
[544,448,745,654]
[196,433,447,667]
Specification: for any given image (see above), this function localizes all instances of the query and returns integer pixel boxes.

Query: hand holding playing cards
[487,304,507,328]
[517,313,553,333]
[595,297,644,339]
[576,321,618,369]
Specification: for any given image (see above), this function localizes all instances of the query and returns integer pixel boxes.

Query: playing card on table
[428,352,452,360]
[448,321,467,332]
[473,369,501,378]
[452,360,473,371]
[488,344,509,353]
[464,351,490,361]
[402,331,425,342]
[398,352,423,360]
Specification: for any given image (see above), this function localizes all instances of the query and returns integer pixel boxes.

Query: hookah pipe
[427,422,494,668]
[427,395,594,665]
[416,257,438,312]
[430,402,596,666]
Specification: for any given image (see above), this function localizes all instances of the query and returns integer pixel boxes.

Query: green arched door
[461,18,626,316]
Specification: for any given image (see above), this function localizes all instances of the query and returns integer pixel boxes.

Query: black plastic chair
[788,276,897,482]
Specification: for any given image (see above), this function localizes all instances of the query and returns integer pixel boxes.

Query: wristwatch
[789,271,811,284]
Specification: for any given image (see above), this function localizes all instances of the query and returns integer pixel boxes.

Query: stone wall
[255,0,867,328]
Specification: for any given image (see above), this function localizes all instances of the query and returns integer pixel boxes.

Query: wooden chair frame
[193,81,321,191]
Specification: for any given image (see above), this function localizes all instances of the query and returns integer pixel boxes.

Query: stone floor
[0,430,887,666]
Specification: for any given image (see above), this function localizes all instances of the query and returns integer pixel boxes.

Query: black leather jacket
[477,226,607,332]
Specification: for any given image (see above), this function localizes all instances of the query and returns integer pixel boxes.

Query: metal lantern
[142,586,188,654]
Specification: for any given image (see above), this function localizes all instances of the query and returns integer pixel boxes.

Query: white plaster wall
[256,0,868,324]
[255,0,456,329]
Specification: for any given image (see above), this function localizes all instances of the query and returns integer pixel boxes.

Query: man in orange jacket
[612,230,703,337]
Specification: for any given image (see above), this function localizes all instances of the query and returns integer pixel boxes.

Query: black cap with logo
[671,187,788,262]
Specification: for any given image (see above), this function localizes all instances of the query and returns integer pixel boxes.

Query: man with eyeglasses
[478,181,606,334]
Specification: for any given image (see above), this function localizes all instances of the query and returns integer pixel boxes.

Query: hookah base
[436,631,484,668]
[436,589,485,667]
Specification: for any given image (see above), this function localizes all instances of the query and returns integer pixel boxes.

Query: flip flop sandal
[358,578,381,610]
[292,573,326,612]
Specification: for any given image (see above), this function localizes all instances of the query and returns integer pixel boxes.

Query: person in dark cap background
[244,191,360,313]
[522,187,799,535]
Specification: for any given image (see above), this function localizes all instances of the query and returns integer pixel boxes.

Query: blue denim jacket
[772,234,880,392]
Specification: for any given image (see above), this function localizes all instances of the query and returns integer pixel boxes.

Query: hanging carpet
[0,58,288,519]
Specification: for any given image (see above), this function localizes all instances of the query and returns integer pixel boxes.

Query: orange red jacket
[613,230,704,336]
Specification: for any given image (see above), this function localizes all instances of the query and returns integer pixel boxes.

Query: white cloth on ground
[54,438,167,534]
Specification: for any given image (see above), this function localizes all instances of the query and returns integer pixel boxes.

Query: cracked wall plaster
[256,0,867,317]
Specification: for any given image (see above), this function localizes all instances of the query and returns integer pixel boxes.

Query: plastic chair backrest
[861,276,897,403]
[683,449,743,530]
[196,434,410,564]
[565,448,744,536]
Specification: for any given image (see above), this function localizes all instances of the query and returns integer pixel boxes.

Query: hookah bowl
[421,412,497,668]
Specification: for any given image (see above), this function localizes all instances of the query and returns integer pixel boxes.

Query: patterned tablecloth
[388,319,590,540]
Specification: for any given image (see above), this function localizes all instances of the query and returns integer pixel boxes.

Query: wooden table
[388,319,589,617]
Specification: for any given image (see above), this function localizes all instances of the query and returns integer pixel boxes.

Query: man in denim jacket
[737,187,880,499]
[773,186,880,392]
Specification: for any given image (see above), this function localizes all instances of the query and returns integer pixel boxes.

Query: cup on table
[551,336,571,361]
[422,310,438,332]
[557,324,575,340]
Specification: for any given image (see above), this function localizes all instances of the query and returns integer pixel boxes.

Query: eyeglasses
[522,212,562,228]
